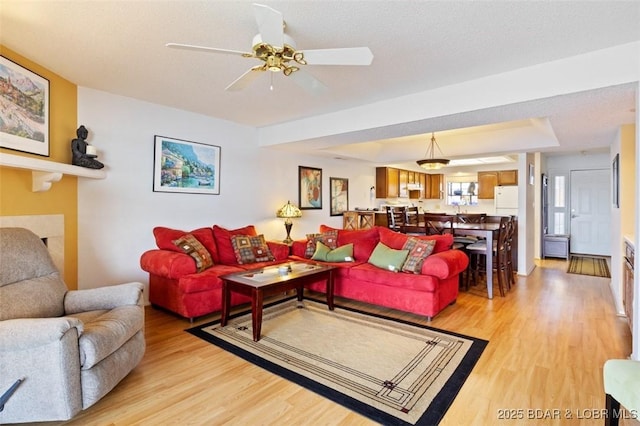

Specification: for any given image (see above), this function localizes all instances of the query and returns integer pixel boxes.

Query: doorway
[569,169,611,256]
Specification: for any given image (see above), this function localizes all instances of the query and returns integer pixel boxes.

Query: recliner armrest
[64,282,144,314]
[0,317,83,350]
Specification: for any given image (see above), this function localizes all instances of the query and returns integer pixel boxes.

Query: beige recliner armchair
[0,227,145,423]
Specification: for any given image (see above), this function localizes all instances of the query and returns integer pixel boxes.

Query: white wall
[77,88,376,292]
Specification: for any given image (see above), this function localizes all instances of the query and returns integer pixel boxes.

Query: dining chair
[385,206,407,232]
[465,215,510,296]
[455,213,486,224]
[504,215,517,288]
[401,206,423,234]
[423,214,465,248]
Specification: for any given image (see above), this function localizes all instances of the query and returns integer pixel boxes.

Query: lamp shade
[417,133,449,170]
[276,201,302,219]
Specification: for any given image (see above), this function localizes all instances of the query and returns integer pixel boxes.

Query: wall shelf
[0,152,106,192]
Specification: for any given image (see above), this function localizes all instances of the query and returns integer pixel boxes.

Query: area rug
[567,255,611,278]
[187,298,487,425]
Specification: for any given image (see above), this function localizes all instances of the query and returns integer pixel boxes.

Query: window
[446,181,478,206]
[549,174,567,234]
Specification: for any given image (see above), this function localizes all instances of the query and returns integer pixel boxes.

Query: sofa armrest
[420,249,469,279]
[267,241,290,261]
[140,249,197,278]
[0,317,83,350]
[64,282,144,314]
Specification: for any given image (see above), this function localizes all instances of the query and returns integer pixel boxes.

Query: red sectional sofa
[289,225,469,320]
[140,224,468,322]
[140,225,290,321]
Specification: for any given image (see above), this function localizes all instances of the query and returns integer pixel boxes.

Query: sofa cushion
[173,234,214,272]
[319,225,380,260]
[311,242,354,263]
[153,226,219,263]
[348,263,440,292]
[401,237,436,274]
[378,227,452,253]
[231,234,275,264]
[213,225,257,265]
[368,242,409,272]
[304,230,338,258]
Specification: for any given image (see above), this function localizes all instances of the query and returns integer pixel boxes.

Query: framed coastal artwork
[153,135,221,195]
[0,56,50,156]
[330,177,349,216]
[298,166,322,209]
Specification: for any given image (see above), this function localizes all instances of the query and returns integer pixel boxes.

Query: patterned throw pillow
[230,234,275,264]
[173,233,214,272]
[304,230,338,258]
[401,237,436,274]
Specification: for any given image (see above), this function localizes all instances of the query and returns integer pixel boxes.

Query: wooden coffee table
[220,262,335,341]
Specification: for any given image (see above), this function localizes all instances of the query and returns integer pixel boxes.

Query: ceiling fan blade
[289,69,328,95]
[253,3,284,48]
[301,47,374,66]
[225,67,265,91]
[166,43,251,57]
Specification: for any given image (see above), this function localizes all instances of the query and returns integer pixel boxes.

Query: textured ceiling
[1,1,638,166]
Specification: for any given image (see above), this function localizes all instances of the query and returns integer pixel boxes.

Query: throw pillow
[212,225,257,265]
[230,234,275,264]
[368,242,409,272]
[311,242,354,263]
[401,237,436,274]
[304,230,338,258]
[154,226,218,261]
[172,233,214,272]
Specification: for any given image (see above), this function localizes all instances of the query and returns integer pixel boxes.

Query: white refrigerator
[494,186,519,215]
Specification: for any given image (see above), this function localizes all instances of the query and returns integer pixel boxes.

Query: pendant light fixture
[416,132,450,170]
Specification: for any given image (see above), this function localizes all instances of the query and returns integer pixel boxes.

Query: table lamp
[276,200,302,244]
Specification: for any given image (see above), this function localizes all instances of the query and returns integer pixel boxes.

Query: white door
[570,169,611,255]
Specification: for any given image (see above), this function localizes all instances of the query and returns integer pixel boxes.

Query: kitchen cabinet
[399,169,409,198]
[426,174,443,199]
[376,167,399,198]
[376,167,442,199]
[477,169,518,199]
[498,170,518,185]
[624,240,635,334]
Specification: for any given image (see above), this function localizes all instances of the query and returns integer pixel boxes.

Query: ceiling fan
[166,3,373,94]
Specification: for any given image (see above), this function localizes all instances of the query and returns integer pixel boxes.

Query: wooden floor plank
[37,259,634,425]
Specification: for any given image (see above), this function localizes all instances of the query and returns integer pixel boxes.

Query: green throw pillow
[311,242,354,262]
[368,242,409,272]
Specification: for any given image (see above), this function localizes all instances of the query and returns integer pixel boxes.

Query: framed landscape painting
[298,166,322,209]
[153,135,221,194]
[0,56,50,156]
[330,177,349,216]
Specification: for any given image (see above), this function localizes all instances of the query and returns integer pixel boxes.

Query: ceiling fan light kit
[166,3,373,94]
[417,133,450,170]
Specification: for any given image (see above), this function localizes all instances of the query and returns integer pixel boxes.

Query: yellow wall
[621,124,636,238]
[0,46,79,289]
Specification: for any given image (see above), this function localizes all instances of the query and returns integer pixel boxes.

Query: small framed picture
[330,177,349,216]
[298,166,322,209]
[153,135,221,194]
[0,56,50,156]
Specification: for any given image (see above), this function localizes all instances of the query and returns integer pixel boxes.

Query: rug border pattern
[187,297,488,426]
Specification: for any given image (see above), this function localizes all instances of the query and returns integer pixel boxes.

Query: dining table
[451,222,501,299]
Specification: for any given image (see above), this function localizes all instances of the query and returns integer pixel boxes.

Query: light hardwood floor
[43,258,634,426]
